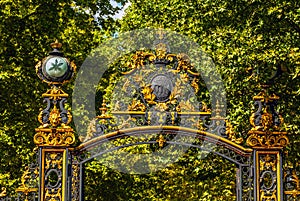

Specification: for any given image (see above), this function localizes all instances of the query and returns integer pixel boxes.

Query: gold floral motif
[178,73,189,83]
[177,100,195,112]
[156,43,167,59]
[128,100,146,112]
[46,153,63,170]
[260,154,276,171]
[260,190,277,201]
[45,188,61,201]
[142,85,156,104]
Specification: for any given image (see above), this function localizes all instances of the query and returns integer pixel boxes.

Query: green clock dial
[44,57,68,78]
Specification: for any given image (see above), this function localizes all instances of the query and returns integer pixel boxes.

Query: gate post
[34,41,76,201]
[246,88,288,200]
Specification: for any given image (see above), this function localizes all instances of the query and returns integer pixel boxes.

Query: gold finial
[157,134,166,147]
[100,100,108,116]
[211,100,225,121]
[97,100,111,120]
[50,39,62,49]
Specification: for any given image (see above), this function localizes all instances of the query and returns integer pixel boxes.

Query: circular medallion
[151,74,173,102]
[43,57,68,78]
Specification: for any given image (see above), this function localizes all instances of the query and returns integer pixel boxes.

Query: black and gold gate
[1,37,299,201]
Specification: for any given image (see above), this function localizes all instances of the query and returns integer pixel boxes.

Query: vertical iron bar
[38,147,43,201]
[253,150,257,201]
[79,163,84,201]
[236,165,241,201]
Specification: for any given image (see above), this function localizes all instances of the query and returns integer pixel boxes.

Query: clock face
[44,57,68,78]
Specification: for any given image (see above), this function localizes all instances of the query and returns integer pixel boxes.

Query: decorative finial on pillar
[50,39,62,50]
[246,87,288,148]
[34,41,76,146]
[97,100,112,120]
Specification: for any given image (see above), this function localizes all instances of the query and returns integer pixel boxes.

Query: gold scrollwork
[38,87,73,129]
[258,153,279,201]
[42,87,69,99]
[260,190,277,201]
[0,187,6,198]
[225,120,243,145]
[284,168,300,198]
[44,152,63,201]
[247,132,289,148]
[34,128,75,146]
[15,166,38,201]
[45,188,61,201]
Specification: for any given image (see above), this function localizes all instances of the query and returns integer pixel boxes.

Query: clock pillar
[34,41,76,201]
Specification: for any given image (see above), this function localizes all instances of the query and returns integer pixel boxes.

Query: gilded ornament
[128,100,146,112]
[157,134,166,147]
[247,90,288,148]
[142,85,156,104]
[191,78,199,93]
[34,128,75,146]
[15,166,38,201]
[49,106,60,127]
[225,120,243,144]
[0,187,6,198]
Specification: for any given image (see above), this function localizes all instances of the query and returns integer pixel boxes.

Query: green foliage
[0,0,125,193]
[118,0,300,160]
[85,146,236,201]
[1,0,300,199]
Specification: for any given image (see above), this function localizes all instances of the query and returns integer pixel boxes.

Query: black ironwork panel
[71,127,254,200]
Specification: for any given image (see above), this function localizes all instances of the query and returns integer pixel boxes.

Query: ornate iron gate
[1,33,299,201]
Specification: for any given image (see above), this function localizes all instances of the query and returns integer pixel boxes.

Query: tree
[1,0,299,199]
[118,0,300,158]
[82,0,300,199]
[0,0,126,192]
